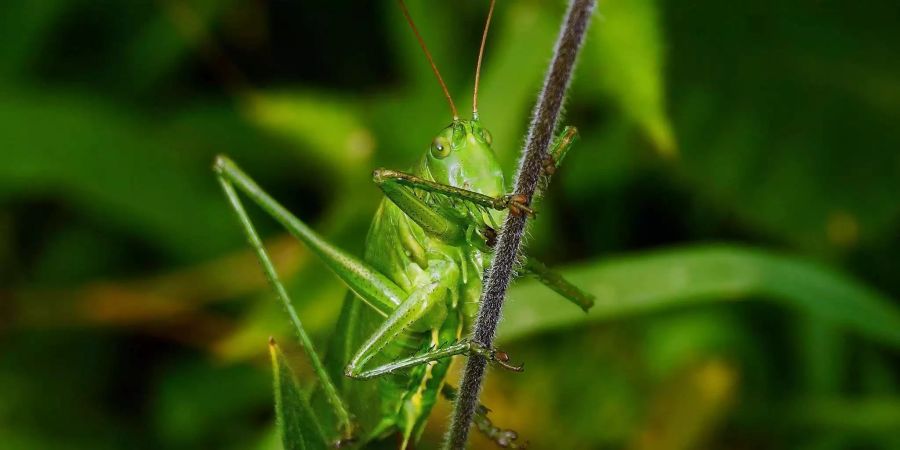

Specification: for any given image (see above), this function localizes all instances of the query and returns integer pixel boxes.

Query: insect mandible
[214,1,593,448]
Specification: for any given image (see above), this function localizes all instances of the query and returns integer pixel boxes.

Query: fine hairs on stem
[444,0,597,448]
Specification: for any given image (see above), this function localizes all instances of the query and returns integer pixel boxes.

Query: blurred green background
[1,0,899,449]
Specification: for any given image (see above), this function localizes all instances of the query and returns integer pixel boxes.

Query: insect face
[425,119,504,198]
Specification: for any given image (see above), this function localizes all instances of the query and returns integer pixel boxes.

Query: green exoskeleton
[214,1,593,448]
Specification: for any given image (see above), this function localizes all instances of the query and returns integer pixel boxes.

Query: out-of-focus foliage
[270,339,329,450]
[501,245,900,345]
[590,0,675,156]
[0,0,898,449]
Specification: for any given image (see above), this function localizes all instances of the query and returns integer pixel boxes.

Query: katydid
[214,1,593,448]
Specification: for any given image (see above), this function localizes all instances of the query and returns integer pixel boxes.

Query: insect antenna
[472,0,496,120]
[397,0,459,120]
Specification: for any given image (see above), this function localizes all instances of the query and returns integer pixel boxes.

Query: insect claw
[500,194,535,218]
[542,155,557,175]
[372,168,387,184]
[213,154,231,174]
[497,359,525,372]
[491,349,524,372]
[468,342,525,372]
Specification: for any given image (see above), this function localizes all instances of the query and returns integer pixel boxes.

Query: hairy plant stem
[445,0,597,448]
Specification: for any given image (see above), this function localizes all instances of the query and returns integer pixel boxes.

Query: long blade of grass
[500,245,900,345]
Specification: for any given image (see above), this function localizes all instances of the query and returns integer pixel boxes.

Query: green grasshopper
[214,1,593,448]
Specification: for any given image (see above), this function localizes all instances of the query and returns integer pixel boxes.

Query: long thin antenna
[472,0,496,119]
[397,0,459,120]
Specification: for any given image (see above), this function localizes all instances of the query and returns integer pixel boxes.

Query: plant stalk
[445,0,597,448]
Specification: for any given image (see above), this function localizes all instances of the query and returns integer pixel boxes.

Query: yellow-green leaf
[269,339,329,450]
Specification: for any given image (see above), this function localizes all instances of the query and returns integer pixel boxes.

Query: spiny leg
[371,170,469,244]
[343,258,460,378]
[441,385,528,449]
[542,125,578,178]
[374,169,535,219]
[466,234,594,313]
[216,155,405,316]
[530,125,579,211]
[347,339,523,380]
[521,126,597,313]
[216,155,415,440]
[338,259,461,450]
[216,170,353,438]
[522,257,595,312]
[342,258,522,381]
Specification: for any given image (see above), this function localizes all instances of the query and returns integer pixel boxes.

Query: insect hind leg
[215,157,354,438]
[215,155,405,317]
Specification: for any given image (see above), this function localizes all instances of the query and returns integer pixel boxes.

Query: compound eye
[481,127,493,145]
[431,136,451,158]
[472,122,493,145]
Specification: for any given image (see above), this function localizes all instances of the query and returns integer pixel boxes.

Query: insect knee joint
[212,154,232,174]
[344,365,364,380]
[372,168,396,185]
[468,341,525,373]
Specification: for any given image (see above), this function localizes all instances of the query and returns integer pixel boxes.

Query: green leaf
[785,398,900,433]
[124,0,239,93]
[152,360,270,447]
[269,339,330,450]
[501,245,900,345]
[588,0,675,156]
[0,90,243,261]
[241,91,373,185]
[0,0,69,78]
[667,0,900,249]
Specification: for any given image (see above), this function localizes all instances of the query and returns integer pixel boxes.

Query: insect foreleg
[349,341,468,380]
[347,340,523,380]
[374,169,535,219]
[532,125,579,205]
[215,166,353,436]
[543,126,578,176]
[372,172,468,244]
[344,259,459,378]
